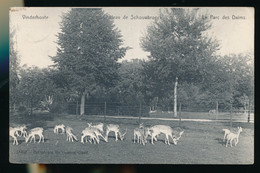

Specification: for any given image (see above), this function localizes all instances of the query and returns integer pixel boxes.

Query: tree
[117,59,145,105]
[140,8,219,115]
[218,53,254,108]
[9,28,20,111]
[18,66,45,115]
[51,8,128,115]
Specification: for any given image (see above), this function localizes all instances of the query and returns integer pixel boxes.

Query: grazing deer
[81,127,100,144]
[25,127,44,143]
[105,124,127,141]
[209,109,216,114]
[148,125,177,145]
[54,124,65,134]
[174,130,184,144]
[87,122,104,133]
[226,127,243,147]
[87,125,107,143]
[153,128,184,145]
[65,126,78,142]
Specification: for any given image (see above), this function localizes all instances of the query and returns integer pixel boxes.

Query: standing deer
[10,127,19,145]
[133,127,150,145]
[222,129,231,142]
[226,127,243,147]
[10,125,28,145]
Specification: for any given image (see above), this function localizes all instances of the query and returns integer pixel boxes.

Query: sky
[9,7,254,68]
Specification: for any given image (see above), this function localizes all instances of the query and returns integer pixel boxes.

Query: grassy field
[149,111,254,122]
[9,113,254,164]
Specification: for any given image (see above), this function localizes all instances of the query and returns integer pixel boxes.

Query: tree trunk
[80,91,86,115]
[244,101,247,115]
[139,102,142,124]
[178,102,182,126]
[104,101,106,122]
[155,97,158,110]
[230,102,233,127]
[173,77,178,117]
[30,96,33,116]
[247,100,251,123]
[76,99,78,115]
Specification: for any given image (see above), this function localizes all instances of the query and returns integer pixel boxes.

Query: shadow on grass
[10,138,51,146]
[215,137,225,146]
[24,138,50,144]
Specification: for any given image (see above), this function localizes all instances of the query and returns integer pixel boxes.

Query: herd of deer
[10,122,242,148]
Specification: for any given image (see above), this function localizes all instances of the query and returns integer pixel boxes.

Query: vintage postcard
[9,7,254,164]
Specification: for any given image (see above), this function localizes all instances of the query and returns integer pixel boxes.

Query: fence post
[104,101,106,122]
[230,102,233,128]
[173,77,178,117]
[248,100,251,123]
[178,102,182,126]
[216,101,218,120]
[139,102,142,124]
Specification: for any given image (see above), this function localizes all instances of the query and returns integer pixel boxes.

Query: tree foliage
[140,8,220,107]
[141,8,219,84]
[140,8,253,111]
[117,59,145,105]
[11,8,254,116]
[51,8,128,114]
[52,8,127,92]
[9,28,20,108]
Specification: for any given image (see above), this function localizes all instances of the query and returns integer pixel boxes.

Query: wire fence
[69,102,151,117]
[10,101,254,126]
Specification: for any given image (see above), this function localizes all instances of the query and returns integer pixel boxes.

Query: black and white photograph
[9,7,254,164]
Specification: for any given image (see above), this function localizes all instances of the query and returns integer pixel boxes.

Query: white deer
[54,124,65,134]
[153,128,184,145]
[10,125,28,145]
[81,127,100,144]
[133,126,150,145]
[12,125,28,137]
[10,127,20,145]
[222,129,231,142]
[209,109,216,114]
[86,125,107,143]
[105,124,127,141]
[171,127,184,139]
[25,127,44,143]
[87,122,104,133]
[222,127,242,142]
[65,126,78,142]
[148,125,177,145]
[226,127,243,147]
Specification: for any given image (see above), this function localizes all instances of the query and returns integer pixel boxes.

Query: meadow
[9,113,254,164]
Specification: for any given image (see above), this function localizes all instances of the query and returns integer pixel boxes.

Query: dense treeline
[10,8,254,116]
